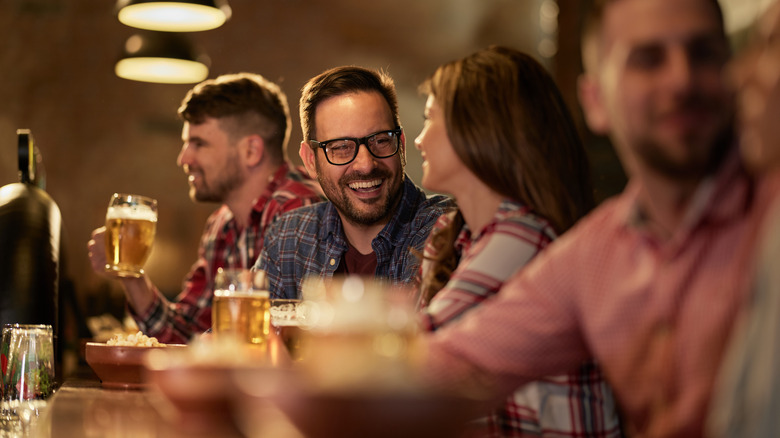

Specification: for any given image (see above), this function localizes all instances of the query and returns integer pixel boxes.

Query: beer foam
[271,319,301,327]
[106,204,157,222]
[214,289,270,298]
[270,303,305,322]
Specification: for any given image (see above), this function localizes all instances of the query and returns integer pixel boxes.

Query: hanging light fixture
[116,0,231,32]
[115,31,210,84]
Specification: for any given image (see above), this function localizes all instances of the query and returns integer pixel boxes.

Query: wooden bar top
[29,377,302,438]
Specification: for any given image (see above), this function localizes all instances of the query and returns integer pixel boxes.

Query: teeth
[349,179,381,190]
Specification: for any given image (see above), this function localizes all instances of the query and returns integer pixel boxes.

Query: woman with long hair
[415,45,622,437]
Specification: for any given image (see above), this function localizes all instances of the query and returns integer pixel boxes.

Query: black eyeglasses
[310,127,402,165]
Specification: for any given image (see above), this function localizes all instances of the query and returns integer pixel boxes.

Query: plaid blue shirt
[256,175,452,299]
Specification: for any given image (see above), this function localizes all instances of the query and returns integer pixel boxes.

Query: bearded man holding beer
[87,73,323,344]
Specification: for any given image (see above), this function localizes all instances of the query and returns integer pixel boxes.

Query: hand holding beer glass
[212,268,271,346]
[104,193,158,278]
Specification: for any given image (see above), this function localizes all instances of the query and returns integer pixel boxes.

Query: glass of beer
[269,299,306,360]
[104,193,157,278]
[212,268,270,346]
[298,275,420,392]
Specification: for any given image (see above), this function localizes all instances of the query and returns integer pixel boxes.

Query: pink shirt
[423,154,779,437]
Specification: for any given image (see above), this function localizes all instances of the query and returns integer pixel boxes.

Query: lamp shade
[115,31,210,84]
[116,0,231,32]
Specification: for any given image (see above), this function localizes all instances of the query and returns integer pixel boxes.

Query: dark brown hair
[419,46,595,303]
[580,0,725,73]
[299,66,400,144]
[178,72,290,164]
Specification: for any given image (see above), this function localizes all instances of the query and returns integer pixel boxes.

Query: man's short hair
[178,72,291,164]
[580,0,726,74]
[299,66,400,143]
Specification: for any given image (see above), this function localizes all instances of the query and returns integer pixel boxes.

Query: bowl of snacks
[85,331,186,389]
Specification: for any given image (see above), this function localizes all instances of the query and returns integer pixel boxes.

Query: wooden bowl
[142,341,279,436]
[234,366,486,438]
[84,342,186,390]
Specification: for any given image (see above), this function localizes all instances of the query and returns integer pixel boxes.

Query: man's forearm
[120,275,157,316]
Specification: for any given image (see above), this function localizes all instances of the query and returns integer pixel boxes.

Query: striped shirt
[255,175,452,299]
[424,152,780,437]
[132,163,323,343]
[420,200,622,437]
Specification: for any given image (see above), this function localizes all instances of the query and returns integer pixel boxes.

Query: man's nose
[350,142,376,170]
[665,48,695,91]
[177,143,191,167]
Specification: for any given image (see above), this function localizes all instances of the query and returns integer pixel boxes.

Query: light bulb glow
[115,57,209,84]
[118,3,228,32]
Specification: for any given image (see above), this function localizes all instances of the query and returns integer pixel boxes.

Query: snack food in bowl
[85,332,186,389]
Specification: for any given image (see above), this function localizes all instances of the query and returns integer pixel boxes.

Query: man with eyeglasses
[254,66,451,299]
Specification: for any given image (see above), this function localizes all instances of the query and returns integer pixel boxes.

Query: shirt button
[329,259,336,266]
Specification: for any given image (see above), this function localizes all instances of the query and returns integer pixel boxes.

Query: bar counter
[31,376,304,438]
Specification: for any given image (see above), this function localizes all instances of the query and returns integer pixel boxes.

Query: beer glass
[299,276,419,392]
[104,193,157,278]
[269,299,306,360]
[212,269,271,346]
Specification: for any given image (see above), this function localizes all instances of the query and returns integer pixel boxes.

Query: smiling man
[87,73,323,343]
[255,66,451,299]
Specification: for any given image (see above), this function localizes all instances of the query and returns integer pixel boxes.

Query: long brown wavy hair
[418,46,595,304]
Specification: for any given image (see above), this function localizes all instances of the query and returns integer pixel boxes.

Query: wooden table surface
[28,377,304,438]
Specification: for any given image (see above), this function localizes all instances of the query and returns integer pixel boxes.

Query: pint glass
[104,193,157,278]
[212,268,271,346]
[269,299,306,360]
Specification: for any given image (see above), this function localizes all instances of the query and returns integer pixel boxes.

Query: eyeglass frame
[309,127,403,166]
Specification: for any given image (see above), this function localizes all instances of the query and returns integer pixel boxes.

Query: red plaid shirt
[132,163,323,343]
[419,200,622,437]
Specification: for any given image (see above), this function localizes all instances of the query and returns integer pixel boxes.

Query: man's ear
[399,130,407,167]
[244,134,265,167]
[299,141,317,178]
[577,73,610,135]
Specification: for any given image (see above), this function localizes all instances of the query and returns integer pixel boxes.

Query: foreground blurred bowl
[234,366,486,438]
[274,390,484,438]
[85,342,186,389]
[142,341,282,437]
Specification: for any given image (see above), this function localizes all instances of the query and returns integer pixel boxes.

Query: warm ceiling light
[115,32,210,84]
[116,0,231,32]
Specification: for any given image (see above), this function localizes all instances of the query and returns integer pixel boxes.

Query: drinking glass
[212,269,270,346]
[1,324,54,434]
[299,275,419,392]
[269,299,306,360]
[104,193,158,278]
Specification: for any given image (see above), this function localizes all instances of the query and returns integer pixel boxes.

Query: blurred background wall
[0,0,767,343]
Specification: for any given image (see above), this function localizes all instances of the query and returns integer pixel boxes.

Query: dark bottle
[0,130,60,371]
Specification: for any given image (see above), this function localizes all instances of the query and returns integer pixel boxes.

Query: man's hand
[87,225,157,315]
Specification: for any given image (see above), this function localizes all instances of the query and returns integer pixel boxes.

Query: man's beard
[191,156,245,203]
[637,126,732,181]
[316,161,403,226]
[637,102,734,181]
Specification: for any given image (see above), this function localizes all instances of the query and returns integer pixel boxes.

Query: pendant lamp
[116,0,231,32]
[115,31,210,84]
